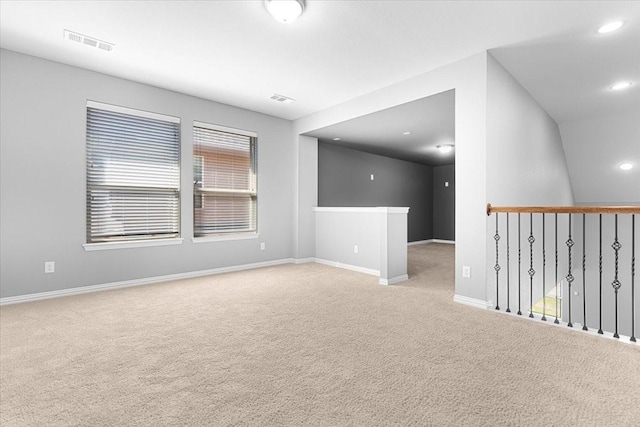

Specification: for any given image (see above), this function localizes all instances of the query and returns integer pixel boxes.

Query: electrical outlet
[354,245,359,254]
[462,265,471,278]
[370,174,374,181]
[445,181,449,187]
[260,242,265,250]
[45,261,55,274]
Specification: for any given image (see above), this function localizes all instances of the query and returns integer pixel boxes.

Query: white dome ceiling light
[265,0,305,24]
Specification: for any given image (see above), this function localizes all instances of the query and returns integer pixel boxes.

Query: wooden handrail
[486,203,640,216]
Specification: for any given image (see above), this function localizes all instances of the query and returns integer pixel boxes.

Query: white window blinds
[193,122,257,236]
[86,101,180,243]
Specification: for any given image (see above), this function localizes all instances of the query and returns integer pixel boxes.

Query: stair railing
[486,204,639,343]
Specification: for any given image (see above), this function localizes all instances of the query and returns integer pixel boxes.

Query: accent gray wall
[0,49,295,298]
[318,142,433,242]
[433,165,455,241]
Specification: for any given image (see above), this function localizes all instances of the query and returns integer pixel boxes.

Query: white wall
[486,54,574,206]
[314,207,409,284]
[294,52,489,301]
[560,112,640,205]
[293,135,318,260]
[0,49,296,298]
[486,54,575,311]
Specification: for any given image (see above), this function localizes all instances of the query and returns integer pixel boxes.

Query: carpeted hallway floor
[1,243,639,426]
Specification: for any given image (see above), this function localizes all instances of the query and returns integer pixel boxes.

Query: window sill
[192,233,259,244]
[83,238,184,252]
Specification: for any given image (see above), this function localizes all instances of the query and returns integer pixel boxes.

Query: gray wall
[433,165,455,241]
[318,142,434,242]
[0,49,296,298]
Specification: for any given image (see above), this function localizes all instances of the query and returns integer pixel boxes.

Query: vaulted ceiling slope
[1,1,636,123]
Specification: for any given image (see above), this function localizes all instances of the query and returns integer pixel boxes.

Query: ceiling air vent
[270,93,295,104]
[64,29,114,52]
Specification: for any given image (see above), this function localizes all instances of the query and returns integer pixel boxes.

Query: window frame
[83,100,182,250]
[192,121,258,240]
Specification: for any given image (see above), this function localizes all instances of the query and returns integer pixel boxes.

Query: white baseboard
[408,239,455,246]
[313,258,380,277]
[0,258,295,306]
[379,274,409,285]
[453,294,490,310]
[432,239,455,245]
[293,257,315,264]
[491,307,638,346]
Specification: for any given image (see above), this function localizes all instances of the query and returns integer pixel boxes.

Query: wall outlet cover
[45,261,55,273]
[354,245,359,254]
[462,265,471,278]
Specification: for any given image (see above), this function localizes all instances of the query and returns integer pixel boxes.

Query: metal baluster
[506,213,511,313]
[598,214,603,334]
[554,213,559,324]
[542,213,547,321]
[632,215,636,343]
[518,213,522,316]
[612,214,621,339]
[494,213,501,310]
[582,214,588,331]
[528,213,535,318]
[567,214,574,328]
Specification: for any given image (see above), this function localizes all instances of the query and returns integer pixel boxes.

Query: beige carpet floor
[1,243,639,426]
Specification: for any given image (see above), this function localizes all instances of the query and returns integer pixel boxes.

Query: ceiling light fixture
[610,81,632,91]
[402,131,411,135]
[333,137,341,141]
[265,0,305,24]
[437,144,454,154]
[598,21,624,34]
[619,162,634,171]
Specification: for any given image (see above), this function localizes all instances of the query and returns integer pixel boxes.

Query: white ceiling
[1,1,636,122]
[1,1,638,186]
[307,90,455,166]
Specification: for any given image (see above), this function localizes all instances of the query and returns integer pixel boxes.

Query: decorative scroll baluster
[567,214,574,328]
[554,213,559,324]
[485,204,640,340]
[598,214,603,335]
[506,213,511,313]
[518,213,522,316]
[632,215,636,343]
[528,213,535,318]
[582,214,588,331]
[494,213,501,310]
[542,213,547,321]
[611,214,621,339]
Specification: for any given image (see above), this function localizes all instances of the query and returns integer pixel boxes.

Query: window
[86,101,180,244]
[193,122,257,237]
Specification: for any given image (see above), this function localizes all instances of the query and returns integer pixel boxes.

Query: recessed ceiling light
[598,21,624,34]
[402,131,411,135]
[437,144,454,154]
[265,0,305,24]
[610,81,632,91]
[619,162,634,171]
[333,137,341,141]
